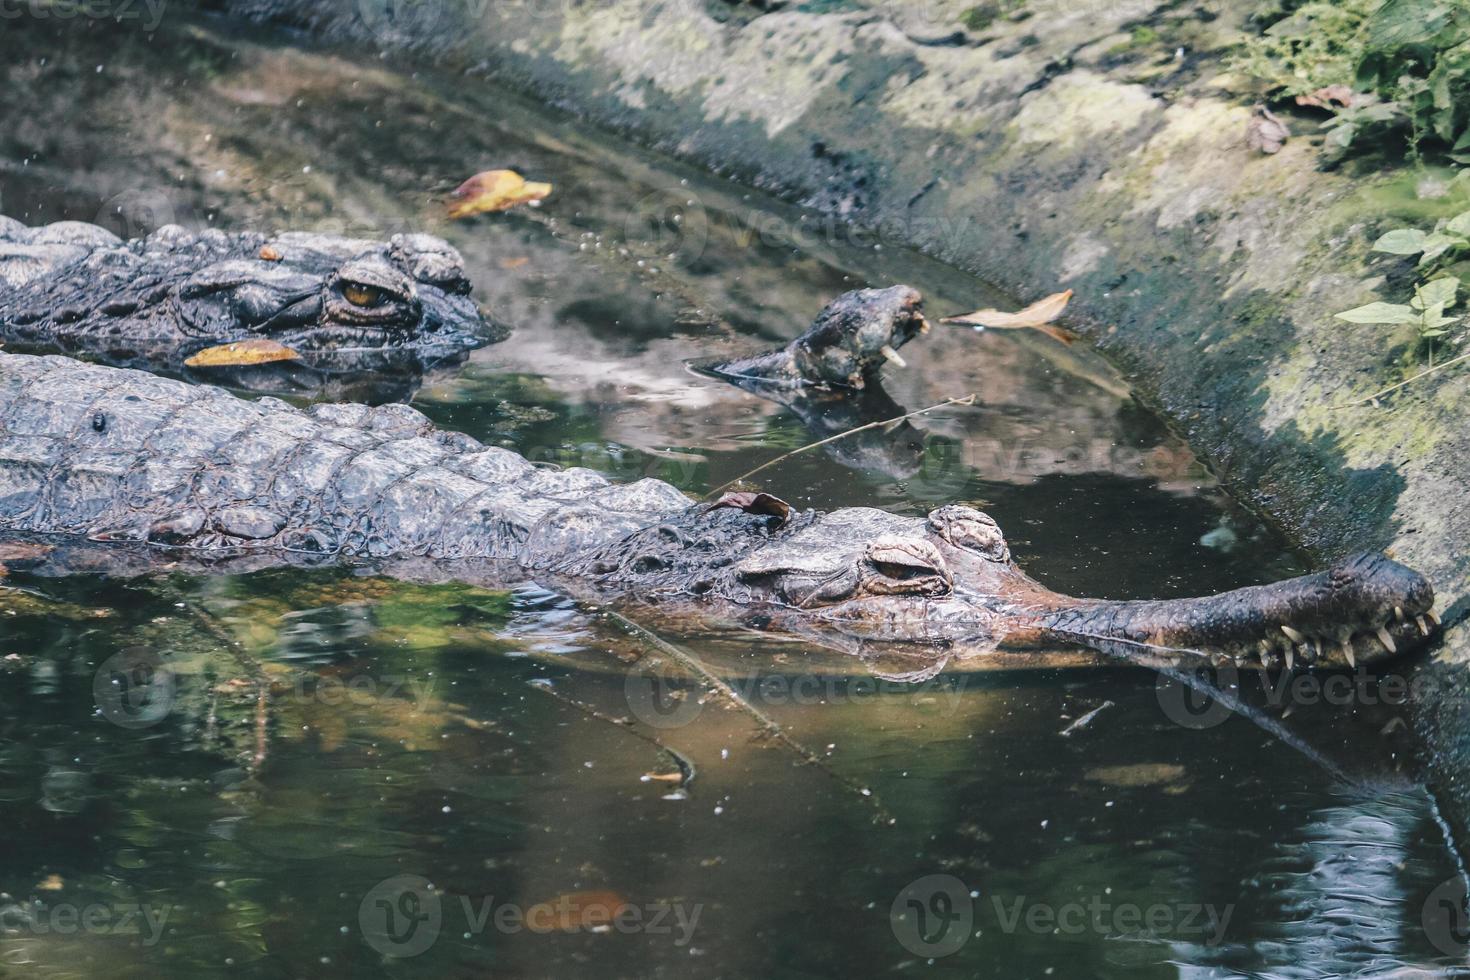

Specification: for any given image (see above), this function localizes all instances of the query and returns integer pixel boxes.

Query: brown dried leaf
[1295,85,1356,110]
[185,339,302,369]
[447,170,553,219]
[942,289,1077,345]
[524,891,630,933]
[706,491,792,523]
[1246,104,1289,154]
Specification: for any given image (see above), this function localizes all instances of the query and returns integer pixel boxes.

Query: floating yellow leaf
[524,891,630,933]
[185,339,302,369]
[448,169,552,219]
[36,874,64,892]
[942,289,1077,345]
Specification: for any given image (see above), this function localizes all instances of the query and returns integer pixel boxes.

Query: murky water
[0,12,1464,979]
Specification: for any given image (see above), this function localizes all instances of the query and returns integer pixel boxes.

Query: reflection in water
[0,11,1463,979]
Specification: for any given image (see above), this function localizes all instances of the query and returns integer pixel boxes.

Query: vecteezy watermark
[617,185,982,266]
[1423,876,1470,957]
[890,875,1234,957]
[92,648,438,731]
[92,648,175,730]
[890,875,975,958]
[356,875,701,958]
[625,666,972,730]
[0,0,167,31]
[987,894,1233,947]
[1156,661,1466,732]
[0,898,172,947]
[93,189,190,242]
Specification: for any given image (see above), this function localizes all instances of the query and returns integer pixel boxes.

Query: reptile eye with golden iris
[342,283,386,308]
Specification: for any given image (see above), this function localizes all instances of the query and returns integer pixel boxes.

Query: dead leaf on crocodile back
[941,289,1077,345]
[706,491,792,523]
[448,169,553,219]
[185,339,302,368]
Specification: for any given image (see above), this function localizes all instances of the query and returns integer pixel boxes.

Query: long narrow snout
[1034,553,1438,669]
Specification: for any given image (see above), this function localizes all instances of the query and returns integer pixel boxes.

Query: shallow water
[0,13,1464,979]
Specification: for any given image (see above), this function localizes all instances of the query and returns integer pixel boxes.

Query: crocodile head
[705,285,929,390]
[577,502,1438,670]
[170,230,492,360]
[790,285,929,387]
[0,219,500,397]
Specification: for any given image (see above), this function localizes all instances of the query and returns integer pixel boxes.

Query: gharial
[0,351,1437,672]
[0,216,497,401]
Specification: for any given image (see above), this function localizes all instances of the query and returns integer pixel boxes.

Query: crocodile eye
[928,505,1009,562]
[342,283,386,308]
[862,538,952,596]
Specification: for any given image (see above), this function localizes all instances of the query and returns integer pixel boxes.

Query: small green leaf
[1419,232,1468,265]
[1335,302,1420,324]
[1411,276,1460,310]
[1373,228,1429,254]
[1446,211,1470,237]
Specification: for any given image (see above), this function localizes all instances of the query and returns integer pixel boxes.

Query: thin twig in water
[526,681,697,788]
[606,610,894,823]
[179,600,272,771]
[1340,350,1470,407]
[705,393,977,499]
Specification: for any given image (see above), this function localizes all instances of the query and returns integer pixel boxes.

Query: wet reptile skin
[0,351,1437,670]
[0,217,493,399]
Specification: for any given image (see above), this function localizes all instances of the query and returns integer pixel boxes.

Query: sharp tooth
[1345,644,1356,669]
[880,345,907,368]
[1375,626,1397,654]
[1310,636,1322,660]
[1281,625,1306,644]
[917,316,932,335]
[1417,615,1431,637]
[1428,611,1441,627]
[1395,606,1405,623]
[1284,645,1294,670]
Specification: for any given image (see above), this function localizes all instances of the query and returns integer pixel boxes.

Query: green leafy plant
[1237,0,1470,162]
[1336,273,1460,343]
[1335,211,1470,381]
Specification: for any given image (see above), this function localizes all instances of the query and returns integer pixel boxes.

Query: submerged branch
[704,393,977,499]
[1340,350,1470,407]
[606,610,894,823]
[526,681,698,789]
[179,600,272,772]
